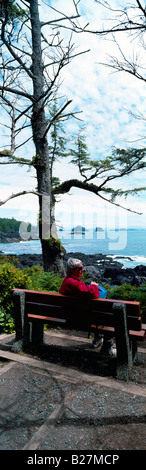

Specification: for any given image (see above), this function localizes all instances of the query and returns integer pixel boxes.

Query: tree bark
[29,0,65,274]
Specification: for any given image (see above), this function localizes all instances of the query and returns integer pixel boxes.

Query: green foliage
[51,177,61,189]
[28,269,64,293]
[44,236,66,255]
[48,100,69,189]
[0,254,19,265]
[0,260,32,333]
[112,147,146,171]
[107,283,146,319]
[0,259,64,333]
[0,217,22,233]
[0,260,32,300]
[70,128,92,177]
[0,0,26,23]
[69,132,146,203]
[0,307,15,334]
[23,265,43,278]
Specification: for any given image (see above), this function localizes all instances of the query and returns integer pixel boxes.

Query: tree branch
[1,19,33,79]
[0,190,40,207]
[41,2,81,28]
[53,178,143,214]
[0,85,33,101]
[43,100,72,138]
[73,0,146,35]
[41,15,80,28]
[136,0,146,17]
[0,180,143,214]
[104,34,146,83]
[96,191,143,215]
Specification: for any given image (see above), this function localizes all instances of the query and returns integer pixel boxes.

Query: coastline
[1,251,146,286]
[0,230,146,270]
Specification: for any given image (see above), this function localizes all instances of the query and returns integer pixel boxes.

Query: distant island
[0,217,38,243]
[71,226,87,234]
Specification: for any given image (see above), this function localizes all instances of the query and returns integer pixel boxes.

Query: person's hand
[91,281,98,286]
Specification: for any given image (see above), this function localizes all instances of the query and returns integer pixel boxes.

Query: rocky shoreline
[2,251,146,286]
[0,231,21,243]
[0,231,37,243]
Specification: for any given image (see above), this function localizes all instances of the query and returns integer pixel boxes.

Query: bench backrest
[12,288,142,332]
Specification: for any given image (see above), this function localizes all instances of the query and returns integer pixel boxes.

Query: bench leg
[12,290,31,351]
[131,338,138,362]
[113,303,133,381]
[31,322,44,348]
[12,291,26,352]
[23,309,31,350]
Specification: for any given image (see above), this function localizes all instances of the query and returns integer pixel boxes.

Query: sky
[0,0,145,232]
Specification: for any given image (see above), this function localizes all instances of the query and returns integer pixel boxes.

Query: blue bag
[98,285,107,298]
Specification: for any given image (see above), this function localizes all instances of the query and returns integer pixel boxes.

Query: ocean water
[0,229,146,269]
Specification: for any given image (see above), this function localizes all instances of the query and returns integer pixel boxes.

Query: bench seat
[91,324,146,341]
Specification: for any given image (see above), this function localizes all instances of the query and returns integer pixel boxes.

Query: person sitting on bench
[59,258,114,353]
[59,257,100,298]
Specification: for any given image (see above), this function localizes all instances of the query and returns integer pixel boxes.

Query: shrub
[0,260,32,333]
[107,283,146,320]
[0,261,64,333]
[29,269,64,292]
[0,307,15,334]
[23,265,63,292]
[0,260,32,302]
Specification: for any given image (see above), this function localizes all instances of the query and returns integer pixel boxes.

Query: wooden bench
[12,288,146,380]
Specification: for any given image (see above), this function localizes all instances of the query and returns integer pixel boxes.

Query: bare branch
[41,14,80,28]
[0,85,33,101]
[53,178,143,214]
[103,35,146,83]
[0,190,39,206]
[96,192,142,215]
[136,0,146,17]
[72,1,146,35]
[1,19,33,79]
[40,1,81,28]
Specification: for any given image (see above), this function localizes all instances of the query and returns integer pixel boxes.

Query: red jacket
[59,275,99,299]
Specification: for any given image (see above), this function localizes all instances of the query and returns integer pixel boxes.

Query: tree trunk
[30,0,65,275]
[41,238,66,275]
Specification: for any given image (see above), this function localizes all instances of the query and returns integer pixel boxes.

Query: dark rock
[0,231,21,243]
[0,230,39,243]
[1,253,43,270]
[134,265,146,276]
[84,265,102,284]
[103,266,142,286]
[16,254,43,269]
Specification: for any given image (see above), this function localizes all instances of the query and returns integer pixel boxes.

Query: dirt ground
[0,330,146,454]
